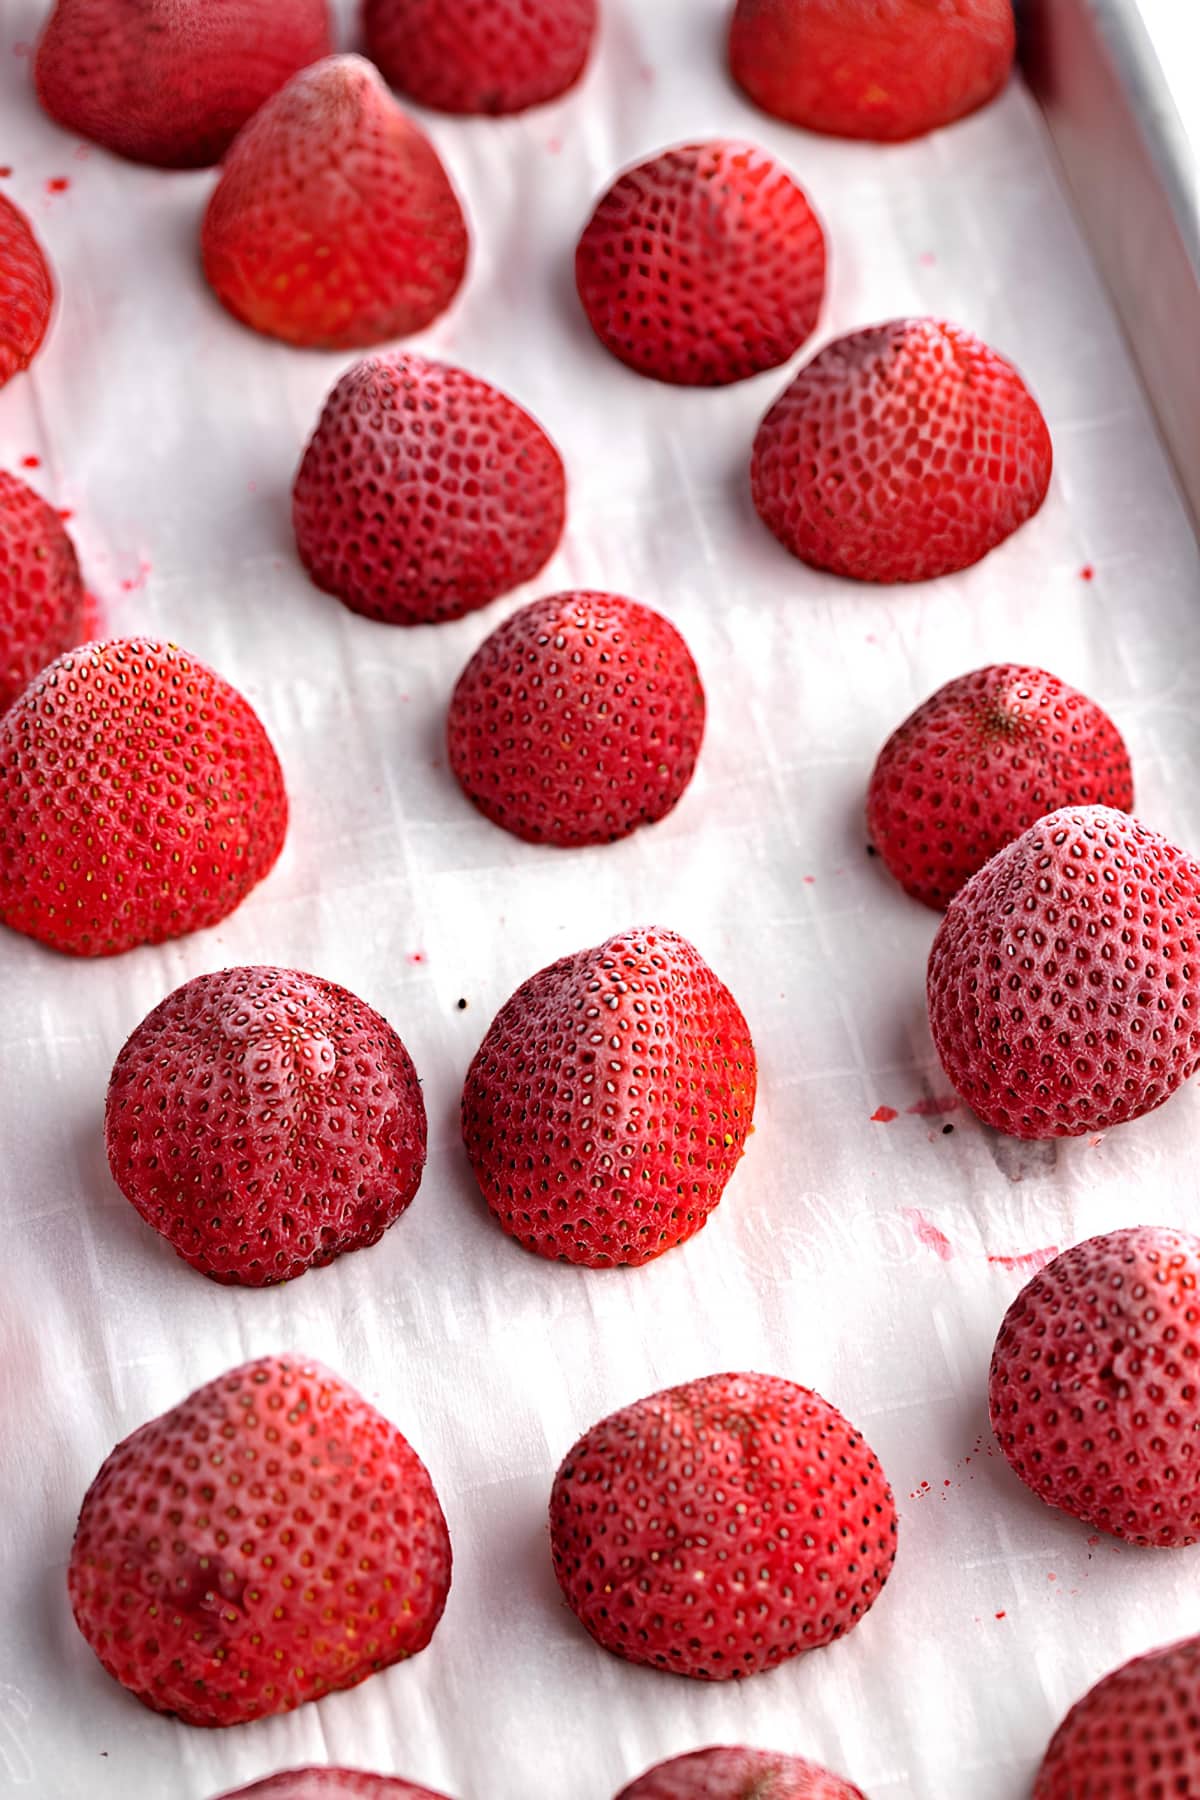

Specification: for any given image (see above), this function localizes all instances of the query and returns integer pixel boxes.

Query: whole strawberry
[0,194,53,390]
[447,593,705,845]
[1035,1635,1200,1797]
[868,665,1133,909]
[616,1747,867,1800]
[550,1372,897,1679]
[364,0,597,115]
[927,807,1200,1138]
[215,1772,454,1800]
[35,0,332,168]
[752,318,1052,583]
[729,0,1015,141]
[202,55,468,350]
[106,967,427,1285]
[0,469,85,714]
[576,140,826,386]
[990,1227,1200,1546]
[293,353,565,626]
[69,1356,452,1726]
[0,637,287,957]
[462,927,755,1267]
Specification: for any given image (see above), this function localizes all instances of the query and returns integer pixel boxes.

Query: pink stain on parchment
[871,1105,898,1123]
[988,1247,1059,1274]
[120,558,151,593]
[902,1208,954,1261]
[907,1094,960,1117]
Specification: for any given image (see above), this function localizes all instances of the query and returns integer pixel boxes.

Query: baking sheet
[3,1,1200,1795]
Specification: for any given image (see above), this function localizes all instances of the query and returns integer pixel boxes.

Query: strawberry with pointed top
[0,195,53,389]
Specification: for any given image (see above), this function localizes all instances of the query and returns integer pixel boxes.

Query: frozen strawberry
[1034,1635,1200,1797]
[35,0,332,168]
[575,140,826,386]
[729,0,1015,142]
[0,469,85,715]
[927,806,1200,1138]
[293,352,565,626]
[69,1355,451,1726]
[214,1771,454,1800]
[106,966,427,1286]
[462,927,755,1267]
[752,317,1052,583]
[616,1747,867,1800]
[201,55,468,350]
[868,665,1134,910]
[550,1372,897,1679]
[447,593,705,845]
[364,0,596,115]
[0,194,53,390]
[989,1227,1200,1547]
[0,637,287,958]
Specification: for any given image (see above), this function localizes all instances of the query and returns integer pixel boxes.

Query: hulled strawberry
[0,469,85,714]
[0,194,53,390]
[293,353,565,626]
[752,318,1052,583]
[0,637,287,957]
[461,927,755,1266]
[868,665,1134,909]
[68,1355,452,1726]
[215,1772,454,1799]
[364,0,597,115]
[35,0,332,168]
[201,55,468,350]
[1034,1635,1200,1797]
[106,966,427,1285]
[616,1747,867,1799]
[575,140,826,386]
[729,0,1015,141]
[446,593,705,845]
[927,807,1200,1138]
[550,1372,897,1679]
[989,1227,1200,1546]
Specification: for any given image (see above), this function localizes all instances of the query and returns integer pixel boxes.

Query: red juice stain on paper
[995,1610,1007,1620]
[56,507,73,521]
[1079,564,1094,581]
[46,176,70,194]
[407,951,426,965]
[12,41,32,58]
[988,1246,1059,1273]
[120,558,151,593]
[802,874,815,885]
[919,250,937,267]
[547,136,563,154]
[902,1207,954,1261]
[871,1104,898,1123]
[20,454,39,468]
[0,167,12,179]
[907,1093,959,1117]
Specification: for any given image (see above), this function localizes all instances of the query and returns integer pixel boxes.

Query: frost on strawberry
[550,1372,897,1679]
[752,318,1051,583]
[0,637,287,957]
[0,469,85,715]
[202,55,468,350]
[729,0,1015,142]
[990,1228,1200,1546]
[35,0,332,168]
[576,140,826,386]
[214,1770,456,1799]
[293,353,565,625]
[927,807,1200,1138]
[106,967,428,1285]
[0,195,53,390]
[68,1356,452,1726]
[364,0,597,115]
[461,927,755,1266]
[615,1746,869,1800]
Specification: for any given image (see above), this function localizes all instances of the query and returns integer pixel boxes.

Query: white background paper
[2,1,1200,1795]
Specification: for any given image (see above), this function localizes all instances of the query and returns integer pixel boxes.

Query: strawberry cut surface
[0,194,53,389]
[0,469,85,715]
[364,0,596,115]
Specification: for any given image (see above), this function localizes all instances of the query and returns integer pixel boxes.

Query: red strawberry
[446,593,705,845]
[0,469,85,714]
[1034,1635,1200,1797]
[927,806,1200,1138]
[868,665,1134,910]
[0,637,287,958]
[989,1227,1200,1547]
[729,0,1015,142]
[364,0,596,116]
[616,1748,867,1800]
[215,1772,454,1800]
[461,926,755,1267]
[201,55,468,350]
[293,352,565,626]
[0,194,53,390]
[575,140,826,387]
[549,1372,897,1679]
[105,966,427,1286]
[68,1355,452,1726]
[752,318,1052,583]
[35,0,332,169]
